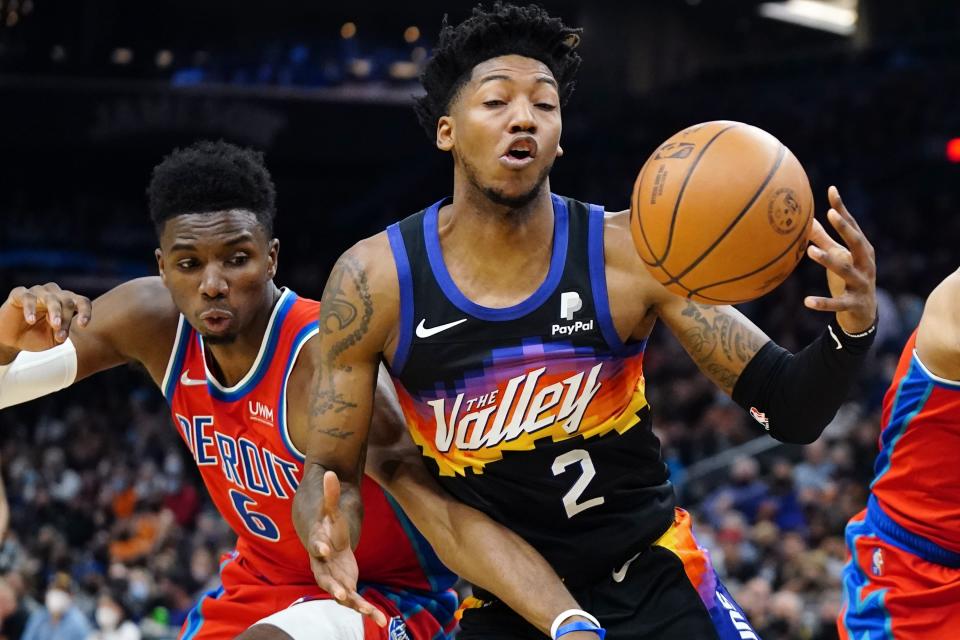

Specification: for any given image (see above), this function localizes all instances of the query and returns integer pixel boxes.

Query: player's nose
[198,266,228,298]
[507,100,536,134]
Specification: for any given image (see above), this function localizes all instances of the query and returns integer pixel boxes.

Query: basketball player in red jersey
[839,269,960,639]
[0,141,598,640]
[297,4,880,639]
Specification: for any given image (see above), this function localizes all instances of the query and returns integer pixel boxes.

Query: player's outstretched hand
[803,186,877,334]
[308,470,388,627]
[0,283,92,353]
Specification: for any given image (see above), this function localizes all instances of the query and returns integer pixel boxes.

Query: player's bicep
[72,278,177,381]
[306,247,392,480]
[915,272,960,380]
[656,296,770,394]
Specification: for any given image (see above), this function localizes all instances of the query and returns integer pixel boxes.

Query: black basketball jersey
[385,193,676,587]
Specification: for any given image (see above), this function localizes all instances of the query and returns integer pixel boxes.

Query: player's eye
[228,254,250,266]
[177,259,198,270]
[483,99,507,107]
[536,103,557,111]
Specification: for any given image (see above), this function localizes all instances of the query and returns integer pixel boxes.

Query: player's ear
[557,144,564,158]
[436,116,454,152]
[267,238,279,279]
[155,248,167,284]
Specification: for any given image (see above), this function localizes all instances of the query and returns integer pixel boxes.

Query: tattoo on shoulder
[679,302,765,392]
[310,253,375,434]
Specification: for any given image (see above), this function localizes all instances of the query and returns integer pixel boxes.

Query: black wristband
[828,315,877,356]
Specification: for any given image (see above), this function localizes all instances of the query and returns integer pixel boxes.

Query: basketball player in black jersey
[294,4,878,639]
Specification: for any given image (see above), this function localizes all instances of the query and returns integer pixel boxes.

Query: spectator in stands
[22,573,91,640]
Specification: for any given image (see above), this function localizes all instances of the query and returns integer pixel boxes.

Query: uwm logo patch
[248,400,275,427]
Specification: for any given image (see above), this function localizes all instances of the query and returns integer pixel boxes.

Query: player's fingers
[56,296,79,342]
[804,295,855,313]
[311,569,349,602]
[311,538,331,560]
[342,591,387,627]
[322,470,341,519]
[828,186,863,234]
[12,289,39,324]
[807,219,844,253]
[806,246,867,290]
[75,295,93,327]
[825,209,874,270]
[41,295,64,334]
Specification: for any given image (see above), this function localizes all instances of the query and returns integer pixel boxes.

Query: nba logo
[560,291,582,321]
[388,617,410,640]
[871,548,884,576]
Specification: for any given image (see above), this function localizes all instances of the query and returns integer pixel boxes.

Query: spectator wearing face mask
[21,573,92,640]
[87,593,139,640]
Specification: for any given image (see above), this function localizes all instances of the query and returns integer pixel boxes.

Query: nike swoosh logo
[612,552,641,583]
[828,325,843,350]
[415,318,467,338]
[180,370,208,386]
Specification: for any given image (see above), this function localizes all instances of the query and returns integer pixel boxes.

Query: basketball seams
[631,157,660,266]
[655,123,740,267]
[664,142,787,286]
[684,196,814,304]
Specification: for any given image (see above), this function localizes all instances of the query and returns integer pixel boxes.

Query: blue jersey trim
[423,194,569,322]
[871,361,933,487]
[162,315,190,402]
[388,222,415,374]
[383,494,457,593]
[587,203,626,353]
[866,494,960,567]
[204,291,296,402]
[276,322,318,464]
[840,517,894,640]
[182,552,235,639]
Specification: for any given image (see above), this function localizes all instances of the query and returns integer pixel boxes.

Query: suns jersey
[161,288,454,592]
[386,194,676,588]
[870,329,960,554]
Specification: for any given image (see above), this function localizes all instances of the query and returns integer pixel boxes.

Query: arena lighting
[758,0,857,36]
[946,138,960,164]
[404,26,420,43]
[111,48,133,65]
[156,49,173,68]
[340,22,356,39]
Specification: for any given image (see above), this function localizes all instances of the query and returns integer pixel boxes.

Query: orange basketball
[630,121,814,305]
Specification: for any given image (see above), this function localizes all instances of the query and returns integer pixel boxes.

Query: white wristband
[550,609,601,640]
[0,339,78,410]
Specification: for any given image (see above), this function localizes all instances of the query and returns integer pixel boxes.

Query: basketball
[630,121,814,305]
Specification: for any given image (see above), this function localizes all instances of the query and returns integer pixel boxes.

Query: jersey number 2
[552,449,605,518]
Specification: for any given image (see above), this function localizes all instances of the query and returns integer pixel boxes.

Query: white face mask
[96,605,121,631]
[45,589,70,616]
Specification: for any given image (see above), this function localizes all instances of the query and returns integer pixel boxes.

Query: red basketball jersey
[870,329,960,554]
[161,288,454,591]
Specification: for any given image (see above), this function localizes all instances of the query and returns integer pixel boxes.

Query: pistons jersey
[161,288,454,592]
[386,194,676,588]
[870,329,960,554]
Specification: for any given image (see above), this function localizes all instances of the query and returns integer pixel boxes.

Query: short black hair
[414,2,582,141]
[147,140,276,235]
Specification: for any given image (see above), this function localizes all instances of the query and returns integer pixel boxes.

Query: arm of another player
[0,278,179,408]
[654,187,878,444]
[291,238,397,626]
[915,269,960,380]
[367,368,602,639]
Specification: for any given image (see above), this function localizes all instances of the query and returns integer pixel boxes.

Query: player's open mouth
[499,137,538,169]
[199,308,234,331]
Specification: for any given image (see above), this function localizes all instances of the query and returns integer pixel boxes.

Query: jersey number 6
[552,449,605,518]
[229,489,281,541]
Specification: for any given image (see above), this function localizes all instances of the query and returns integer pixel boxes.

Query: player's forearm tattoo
[310,253,375,435]
[679,302,765,393]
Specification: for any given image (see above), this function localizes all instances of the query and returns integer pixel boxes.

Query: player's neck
[203,283,281,387]
[437,178,555,303]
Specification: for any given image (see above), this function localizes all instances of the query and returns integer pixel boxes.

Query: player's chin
[201,330,238,345]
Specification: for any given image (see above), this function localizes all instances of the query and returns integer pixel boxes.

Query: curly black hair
[147,140,276,235]
[414,2,582,141]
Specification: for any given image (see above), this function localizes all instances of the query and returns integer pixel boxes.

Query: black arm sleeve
[731,319,876,444]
